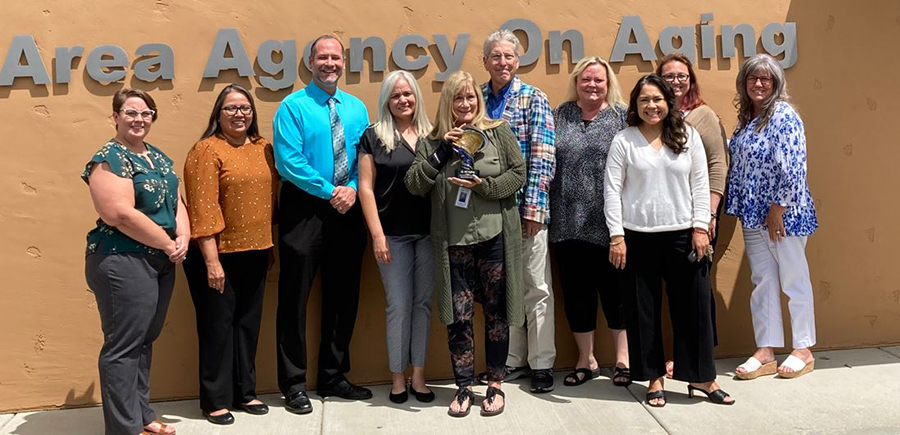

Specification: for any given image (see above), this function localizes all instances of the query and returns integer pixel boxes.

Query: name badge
[454,187,471,209]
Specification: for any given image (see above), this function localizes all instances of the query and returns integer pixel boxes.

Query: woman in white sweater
[604,74,733,407]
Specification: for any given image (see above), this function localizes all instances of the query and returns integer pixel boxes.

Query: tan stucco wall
[1,0,898,412]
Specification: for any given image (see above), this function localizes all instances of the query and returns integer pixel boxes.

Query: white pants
[507,225,556,370]
[743,227,816,349]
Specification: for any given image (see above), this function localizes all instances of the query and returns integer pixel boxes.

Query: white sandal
[778,354,815,378]
[735,357,777,380]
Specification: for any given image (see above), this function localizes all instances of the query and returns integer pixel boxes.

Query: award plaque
[452,127,487,179]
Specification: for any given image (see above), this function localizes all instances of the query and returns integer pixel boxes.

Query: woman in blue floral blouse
[727,54,818,380]
[83,89,189,435]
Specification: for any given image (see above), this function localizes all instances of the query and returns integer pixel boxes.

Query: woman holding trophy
[405,70,526,418]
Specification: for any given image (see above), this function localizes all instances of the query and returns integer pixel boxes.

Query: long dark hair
[200,84,261,142]
[626,74,688,154]
[655,53,706,111]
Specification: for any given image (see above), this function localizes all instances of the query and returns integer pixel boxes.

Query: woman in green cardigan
[405,70,525,418]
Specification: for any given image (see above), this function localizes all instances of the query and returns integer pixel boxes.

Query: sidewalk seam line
[622,385,672,435]
[877,346,900,360]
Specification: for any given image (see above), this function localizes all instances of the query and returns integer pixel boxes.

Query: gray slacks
[86,252,175,435]
[376,235,434,373]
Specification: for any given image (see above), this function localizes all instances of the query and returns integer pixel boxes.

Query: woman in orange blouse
[183,84,278,425]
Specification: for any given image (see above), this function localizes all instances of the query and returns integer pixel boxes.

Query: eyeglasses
[119,109,155,120]
[747,76,773,86]
[662,73,690,83]
[222,105,253,116]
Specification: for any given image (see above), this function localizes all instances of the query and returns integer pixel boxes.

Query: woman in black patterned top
[549,56,631,388]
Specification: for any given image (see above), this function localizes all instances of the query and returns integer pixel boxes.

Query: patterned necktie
[328,97,349,186]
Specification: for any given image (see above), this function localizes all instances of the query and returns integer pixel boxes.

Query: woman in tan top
[183,84,278,425]
[657,53,728,378]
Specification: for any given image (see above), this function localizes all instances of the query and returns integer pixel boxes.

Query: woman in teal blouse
[82,89,189,435]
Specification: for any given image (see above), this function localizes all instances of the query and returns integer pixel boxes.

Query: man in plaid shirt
[476,29,557,393]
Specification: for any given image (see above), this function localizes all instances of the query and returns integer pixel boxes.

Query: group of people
[82,30,818,434]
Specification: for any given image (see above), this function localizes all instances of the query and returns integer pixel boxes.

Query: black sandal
[612,366,632,387]
[646,389,667,407]
[480,386,506,417]
[687,385,734,405]
[563,367,601,386]
[448,386,473,417]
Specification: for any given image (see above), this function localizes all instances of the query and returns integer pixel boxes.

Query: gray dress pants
[376,235,433,373]
[86,252,175,435]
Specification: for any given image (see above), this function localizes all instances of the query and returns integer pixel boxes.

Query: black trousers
[621,229,716,383]
[183,246,268,412]
[554,239,625,332]
[276,183,367,396]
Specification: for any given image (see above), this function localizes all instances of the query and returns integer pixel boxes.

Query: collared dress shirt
[481,76,555,224]
[273,81,369,199]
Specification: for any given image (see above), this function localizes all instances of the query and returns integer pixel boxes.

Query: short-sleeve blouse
[183,136,278,253]
[725,102,818,236]
[358,126,430,237]
[549,101,627,245]
[82,139,179,257]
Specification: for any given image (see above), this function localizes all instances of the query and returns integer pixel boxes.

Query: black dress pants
[276,183,367,396]
[621,229,716,383]
[183,247,268,412]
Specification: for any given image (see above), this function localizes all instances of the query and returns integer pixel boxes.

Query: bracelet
[693,228,708,234]
[710,212,717,218]
[609,239,624,246]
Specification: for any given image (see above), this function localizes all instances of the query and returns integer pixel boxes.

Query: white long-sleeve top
[604,126,710,236]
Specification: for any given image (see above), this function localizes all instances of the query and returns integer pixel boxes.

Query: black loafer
[235,401,269,415]
[285,391,313,415]
[388,389,408,404]
[317,379,373,400]
[203,410,235,425]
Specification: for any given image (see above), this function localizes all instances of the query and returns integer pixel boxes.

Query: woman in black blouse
[549,56,632,388]
[358,70,435,404]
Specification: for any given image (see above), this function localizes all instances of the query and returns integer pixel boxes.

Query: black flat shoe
[203,410,235,425]
[317,379,373,400]
[411,387,435,403]
[687,385,735,405]
[389,388,408,404]
[235,401,269,415]
[285,391,313,415]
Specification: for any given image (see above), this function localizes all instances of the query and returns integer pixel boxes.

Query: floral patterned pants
[447,234,509,387]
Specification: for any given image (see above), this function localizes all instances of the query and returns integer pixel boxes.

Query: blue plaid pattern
[482,76,555,224]
[328,97,349,186]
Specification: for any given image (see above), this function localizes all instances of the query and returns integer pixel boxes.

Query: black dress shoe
[317,379,373,400]
[203,410,235,425]
[285,391,313,415]
[388,388,408,404]
[530,368,555,393]
[235,401,269,415]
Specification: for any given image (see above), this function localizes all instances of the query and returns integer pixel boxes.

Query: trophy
[451,127,487,179]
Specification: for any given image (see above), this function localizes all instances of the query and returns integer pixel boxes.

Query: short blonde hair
[429,70,504,140]
[563,56,625,111]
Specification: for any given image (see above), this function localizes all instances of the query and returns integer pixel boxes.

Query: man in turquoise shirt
[273,35,372,415]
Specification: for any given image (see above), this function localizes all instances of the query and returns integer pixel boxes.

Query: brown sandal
[143,420,175,435]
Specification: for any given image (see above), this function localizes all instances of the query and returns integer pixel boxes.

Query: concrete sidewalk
[3,347,900,435]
